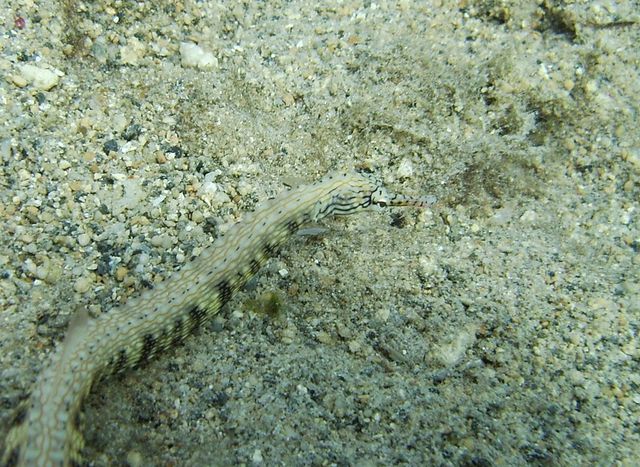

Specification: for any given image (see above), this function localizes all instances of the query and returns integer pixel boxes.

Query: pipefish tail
[1,171,434,466]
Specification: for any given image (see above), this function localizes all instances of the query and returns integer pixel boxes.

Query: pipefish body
[2,171,433,466]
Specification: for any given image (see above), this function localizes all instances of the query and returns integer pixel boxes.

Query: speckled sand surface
[1,1,639,465]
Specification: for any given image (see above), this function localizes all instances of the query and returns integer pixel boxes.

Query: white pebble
[77,233,91,247]
[19,64,63,91]
[251,449,264,464]
[179,42,218,69]
[120,37,146,65]
[396,158,414,178]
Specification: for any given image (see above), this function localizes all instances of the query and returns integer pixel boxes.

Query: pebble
[36,261,62,284]
[10,74,28,88]
[17,64,63,90]
[348,339,362,353]
[77,233,91,247]
[120,37,146,65]
[316,331,332,344]
[150,234,172,249]
[179,42,218,69]
[74,276,92,294]
[125,450,143,467]
[251,449,264,464]
[436,326,477,367]
[280,325,296,344]
[336,322,352,339]
[396,158,414,178]
[115,266,128,282]
[191,210,204,223]
[375,308,390,322]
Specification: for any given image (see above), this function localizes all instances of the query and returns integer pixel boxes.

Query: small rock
[120,37,146,65]
[491,206,514,225]
[376,308,390,322]
[191,210,204,223]
[77,233,91,247]
[74,276,92,294]
[125,450,143,467]
[122,123,143,141]
[282,94,295,106]
[436,326,477,368]
[316,331,332,344]
[103,139,119,154]
[11,74,28,87]
[150,234,172,249]
[30,258,62,284]
[18,64,63,91]
[397,158,414,178]
[179,42,218,69]
[336,322,352,339]
[348,339,361,353]
[251,449,264,464]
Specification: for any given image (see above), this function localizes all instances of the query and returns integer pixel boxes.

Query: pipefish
[2,171,433,466]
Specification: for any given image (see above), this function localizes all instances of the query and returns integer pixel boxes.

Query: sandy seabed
[1,1,638,465]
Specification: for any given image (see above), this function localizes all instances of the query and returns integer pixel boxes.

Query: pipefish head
[327,172,436,216]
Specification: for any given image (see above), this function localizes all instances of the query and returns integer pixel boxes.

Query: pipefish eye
[370,188,388,206]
